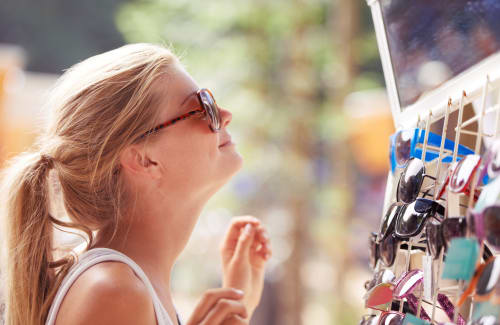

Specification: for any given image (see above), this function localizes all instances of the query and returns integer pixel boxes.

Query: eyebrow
[179,90,198,109]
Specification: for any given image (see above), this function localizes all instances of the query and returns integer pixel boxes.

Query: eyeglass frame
[137,88,221,140]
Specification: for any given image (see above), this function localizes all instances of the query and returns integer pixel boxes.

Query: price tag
[403,313,430,325]
[472,301,500,320]
[442,238,479,280]
[422,255,433,301]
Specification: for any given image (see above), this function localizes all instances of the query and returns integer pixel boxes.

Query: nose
[219,107,232,129]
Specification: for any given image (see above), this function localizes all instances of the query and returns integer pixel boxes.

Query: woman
[0,43,272,325]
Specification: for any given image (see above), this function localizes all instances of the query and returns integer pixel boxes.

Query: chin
[227,153,244,178]
[216,153,244,188]
[232,151,244,173]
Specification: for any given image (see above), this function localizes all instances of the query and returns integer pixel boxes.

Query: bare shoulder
[54,261,156,325]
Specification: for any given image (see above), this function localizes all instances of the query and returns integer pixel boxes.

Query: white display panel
[367,0,500,128]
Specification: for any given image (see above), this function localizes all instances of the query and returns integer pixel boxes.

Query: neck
[94,188,207,291]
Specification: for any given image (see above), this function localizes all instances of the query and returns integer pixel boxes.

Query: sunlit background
[0,1,395,324]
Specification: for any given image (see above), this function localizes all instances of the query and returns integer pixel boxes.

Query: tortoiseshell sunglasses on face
[138,88,221,140]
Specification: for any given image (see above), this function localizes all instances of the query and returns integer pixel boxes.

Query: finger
[255,226,270,244]
[250,227,268,251]
[263,244,273,260]
[233,223,254,261]
[222,314,248,325]
[190,288,244,324]
[255,242,272,260]
[220,217,261,251]
[251,241,262,251]
[201,298,247,324]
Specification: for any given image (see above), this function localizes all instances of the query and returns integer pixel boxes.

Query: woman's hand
[185,288,248,325]
[220,216,272,319]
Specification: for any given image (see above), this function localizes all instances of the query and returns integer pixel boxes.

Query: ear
[119,145,162,180]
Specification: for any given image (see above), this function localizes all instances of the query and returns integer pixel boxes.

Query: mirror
[380,0,500,109]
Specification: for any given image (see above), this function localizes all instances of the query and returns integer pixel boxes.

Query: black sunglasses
[397,158,437,204]
[425,216,466,259]
[378,198,445,243]
[138,88,221,139]
[426,215,494,261]
[369,232,399,268]
[377,203,403,243]
[395,198,445,239]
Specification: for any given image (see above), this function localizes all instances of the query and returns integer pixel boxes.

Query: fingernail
[233,289,244,295]
[243,223,252,235]
[262,231,269,240]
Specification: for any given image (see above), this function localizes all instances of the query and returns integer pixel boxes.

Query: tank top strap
[45,247,177,325]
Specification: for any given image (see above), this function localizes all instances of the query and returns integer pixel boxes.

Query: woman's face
[143,65,243,197]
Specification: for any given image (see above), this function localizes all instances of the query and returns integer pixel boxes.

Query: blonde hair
[0,43,180,325]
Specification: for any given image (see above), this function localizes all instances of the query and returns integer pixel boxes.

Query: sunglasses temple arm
[422,189,433,199]
[437,293,466,325]
[457,262,486,307]
[483,244,493,260]
[422,174,440,199]
[423,174,437,181]
[431,214,445,223]
[435,203,446,216]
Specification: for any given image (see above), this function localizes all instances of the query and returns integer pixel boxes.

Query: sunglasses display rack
[362,76,500,325]
[363,2,500,324]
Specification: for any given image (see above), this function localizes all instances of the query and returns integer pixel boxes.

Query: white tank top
[45,247,182,325]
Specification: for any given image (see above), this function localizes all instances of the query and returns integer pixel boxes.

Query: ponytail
[1,152,72,325]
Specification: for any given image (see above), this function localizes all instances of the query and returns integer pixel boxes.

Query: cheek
[159,134,218,176]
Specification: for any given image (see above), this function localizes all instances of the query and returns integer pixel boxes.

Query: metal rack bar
[452,92,466,163]
[455,103,500,129]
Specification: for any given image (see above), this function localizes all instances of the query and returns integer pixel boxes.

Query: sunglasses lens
[379,204,400,242]
[393,269,423,299]
[394,270,424,299]
[365,283,394,311]
[395,130,412,167]
[442,217,467,245]
[414,198,434,213]
[476,257,500,296]
[380,235,397,266]
[467,211,478,235]
[398,158,425,203]
[483,207,500,249]
[396,202,425,237]
[199,90,221,131]
[426,219,443,259]
[450,155,481,192]
[379,312,405,325]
